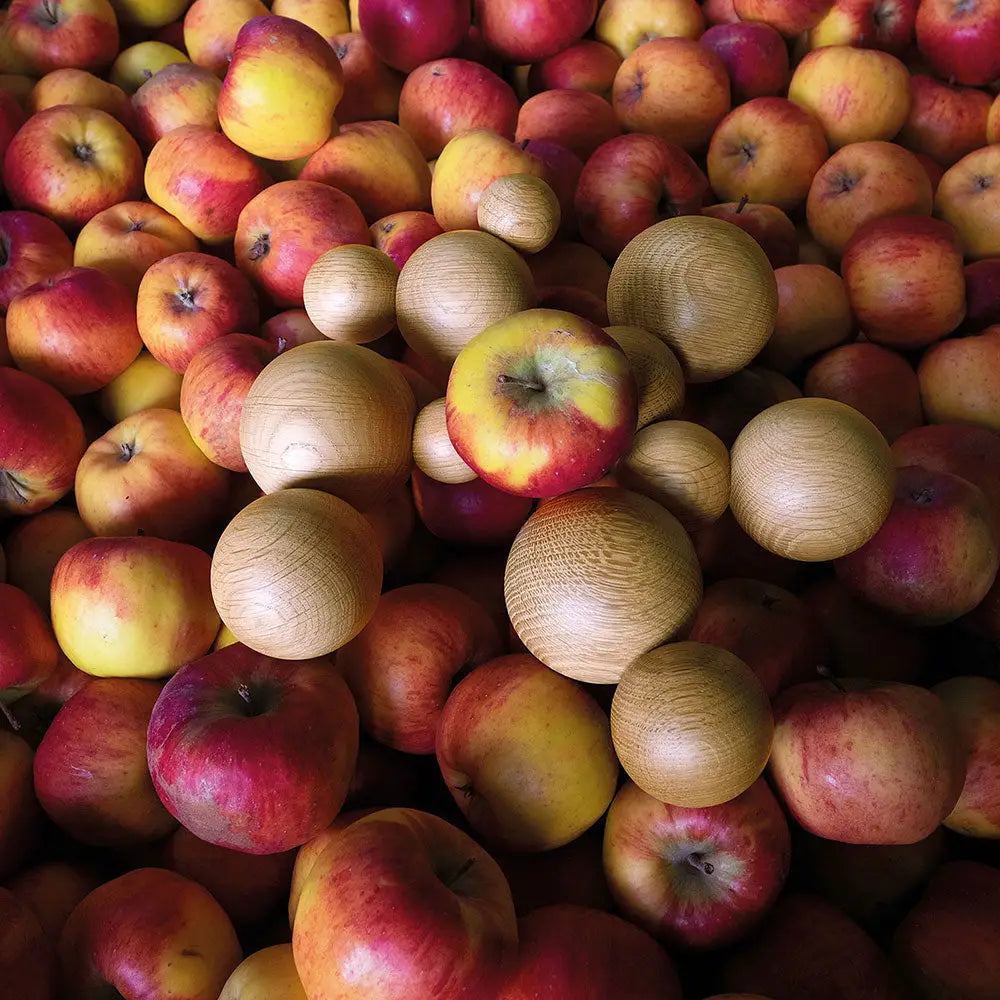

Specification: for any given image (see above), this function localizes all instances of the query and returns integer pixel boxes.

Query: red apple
[2,0,118,76]
[965,258,1000,332]
[474,0,598,63]
[702,201,798,269]
[358,0,469,72]
[915,0,1000,86]
[518,137,583,238]
[0,730,42,881]
[129,62,222,150]
[0,210,74,312]
[0,887,55,1000]
[259,308,325,353]
[699,21,789,104]
[733,0,833,34]
[182,0,269,77]
[898,74,992,167]
[528,39,622,99]
[369,210,444,270]
[330,32,405,125]
[807,0,918,54]
[0,90,26,184]
[516,88,620,162]
[0,583,58,706]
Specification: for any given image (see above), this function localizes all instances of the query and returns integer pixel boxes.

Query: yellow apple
[219,945,307,1000]
[111,41,190,95]
[936,145,1000,260]
[271,0,349,37]
[98,351,183,424]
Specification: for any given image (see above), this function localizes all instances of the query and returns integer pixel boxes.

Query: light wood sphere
[606,216,778,384]
[412,397,476,485]
[477,173,561,254]
[239,341,415,511]
[611,641,774,808]
[302,244,399,344]
[211,488,383,659]
[617,420,730,532]
[730,397,895,562]
[504,487,703,684]
[395,229,535,368]
[604,324,685,429]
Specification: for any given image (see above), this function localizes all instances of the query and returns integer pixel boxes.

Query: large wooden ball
[240,341,415,511]
[395,230,535,368]
[606,216,778,383]
[504,487,703,684]
[477,173,561,254]
[611,641,774,808]
[211,488,383,659]
[730,397,895,562]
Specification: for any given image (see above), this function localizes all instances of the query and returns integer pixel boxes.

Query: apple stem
[0,701,21,732]
[686,852,714,876]
[497,374,544,392]
[736,194,749,214]
[817,664,847,693]
[450,857,476,884]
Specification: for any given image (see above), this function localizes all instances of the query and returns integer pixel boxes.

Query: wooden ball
[395,230,535,368]
[611,641,773,808]
[504,487,703,684]
[617,420,730,531]
[211,488,383,659]
[730,397,895,562]
[607,216,778,383]
[605,325,685,429]
[303,245,399,345]
[477,173,561,254]
[239,341,415,511]
[412,397,477,485]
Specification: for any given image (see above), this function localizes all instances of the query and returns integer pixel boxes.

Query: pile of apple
[3,0,1000,997]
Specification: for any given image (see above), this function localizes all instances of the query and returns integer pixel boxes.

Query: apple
[259,308,326,353]
[516,87,621,162]
[6,862,101,941]
[0,887,55,1000]
[965,258,1000,331]
[701,201,798,269]
[0,210,74,312]
[898,74,992,167]
[807,0,917,52]
[529,240,611,300]
[137,251,260,373]
[699,21,789,104]
[0,582,58,709]
[144,124,272,245]
[2,509,90,613]
[219,945,306,1000]
[936,145,1000,260]
[0,73,34,106]
[358,0,469,72]
[528,39,622,99]
[0,730,42,881]
[370,210,444,270]
[707,97,830,213]
[518,137,583,238]
[58,868,242,1000]
[110,41,190,96]
[603,778,790,949]
[475,0,597,63]
[1,0,118,76]
[0,367,85,517]
[918,325,1000,431]
[733,0,833,34]
[0,90,26,183]
[593,0,704,56]
[74,408,231,543]
[271,0,349,35]
[915,0,1000,86]
[99,351,183,424]
[28,68,131,125]
[234,180,371,308]
[326,33,402,127]
[130,62,222,150]
[183,0,269,77]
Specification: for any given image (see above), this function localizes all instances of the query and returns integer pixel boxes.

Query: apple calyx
[35,0,62,26]
[118,441,138,463]
[439,855,477,892]
[0,469,29,506]
[73,143,96,164]
[248,232,271,262]
[686,852,715,876]
[126,218,145,233]
[233,680,276,717]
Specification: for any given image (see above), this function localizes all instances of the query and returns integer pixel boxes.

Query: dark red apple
[699,21,790,104]
[358,0,471,72]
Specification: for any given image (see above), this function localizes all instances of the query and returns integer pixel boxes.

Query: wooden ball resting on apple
[302,245,399,344]
[730,397,895,561]
[211,488,383,659]
[412,398,476,485]
[477,173,561,254]
[395,230,535,368]
[611,641,773,808]
[239,341,415,511]
[504,487,703,684]
[606,216,778,383]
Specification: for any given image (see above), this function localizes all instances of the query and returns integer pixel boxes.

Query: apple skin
[28,68,131,126]
[0,210,75,313]
[0,367,85,517]
[329,32,404,125]
[498,903,682,1000]
[58,867,243,1000]
[33,677,178,847]
[0,582,59,702]
[603,778,790,951]
[6,861,102,942]
[130,62,223,150]
[2,0,118,76]
[935,145,1000,261]
[733,0,833,34]
[0,886,56,1000]
[701,202,798,269]
[0,730,43,881]
[259,309,325,354]
[965,258,1000,332]
[292,807,518,1000]
[898,75,992,168]
[474,0,598,63]
[518,137,583,239]
[692,508,801,591]
[219,944,306,1000]
[699,22,789,104]
[918,325,1000,431]
[594,0,704,59]
[183,0,269,77]
[99,351,183,424]
[358,0,470,72]
[807,0,918,52]
[528,39,622,99]
[915,0,1000,86]
[516,88,621,162]
[109,41,191,97]
[370,210,444,270]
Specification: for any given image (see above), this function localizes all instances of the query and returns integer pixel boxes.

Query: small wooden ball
[395,230,535,368]
[611,641,774,808]
[730,397,895,562]
[303,245,399,344]
[605,325,685,429]
[504,487,703,684]
[607,216,778,383]
[617,420,730,531]
[412,397,476,485]
[239,341,415,511]
[477,173,561,254]
[211,488,383,659]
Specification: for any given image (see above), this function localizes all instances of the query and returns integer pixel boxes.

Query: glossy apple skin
[733,0,833,34]
[699,21,789,104]
[28,68,131,127]
[528,39,622,99]
[358,0,470,72]
[515,88,620,162]
[2,0,119,76]
[0,583,59,699]
[370,210,444,270]
[899,74,992,167]
[0,887,55,1000]
[915,0,1000,86]
[183,0,268,77]
[807,0,918,54]
[701,202,798,269]
[130,62,222,150]
[0,210,74,312]
[292,808,518,1000]
[0,731,43,881]
[518,137,583,239]
[58,868,243,1000]
[935,145,1000,261]
[475,0,597,63]
[330,32,404,125]
[259,308,325,353]
[219,944,306,1000]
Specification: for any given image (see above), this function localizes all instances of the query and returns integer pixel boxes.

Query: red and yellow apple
[328,31,405,124]
[183,0,269,77]
[0,209,74,312]
[29,69,131,126]
[2,0,118,76]
[130,62,223,150]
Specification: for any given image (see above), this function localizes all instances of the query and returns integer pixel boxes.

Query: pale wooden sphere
[211,488,383,659]
[239,341,415,511]
[730,397,895,562]
[617,420,730,531]
[611,641,773,808]
[605,325,685,429]
[412,397,476,485]
[477,173,561,254]
[395,229,535,368]
[504,487,703,684]
[606,216,778,383]
[303,244,399,344]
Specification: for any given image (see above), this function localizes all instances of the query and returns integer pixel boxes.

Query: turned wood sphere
[607,216,778,383]
[239,341,415,511]
[611,641,774,808]
[303,245,399,344]
[730,397,895,562]
[412,397,476,485]
[211,488,383,659]
[395,230,535,368]
[504,487,703,684]
[605,325,685,429]
[617,420,730,531]
[477,173,561,254]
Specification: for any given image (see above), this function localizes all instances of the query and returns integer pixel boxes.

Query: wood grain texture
[730,397,896,562]
[477,173,561,254]
[395,229,536,368]
[605,324,685,429]
[611,641,773,808]
[303,245,399,344]
[412,397,477,485]
[239,341,416,511]
[210,488,383,659]
[617,420,730,531]
[504,486,703,684]
[606,216,778,384]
